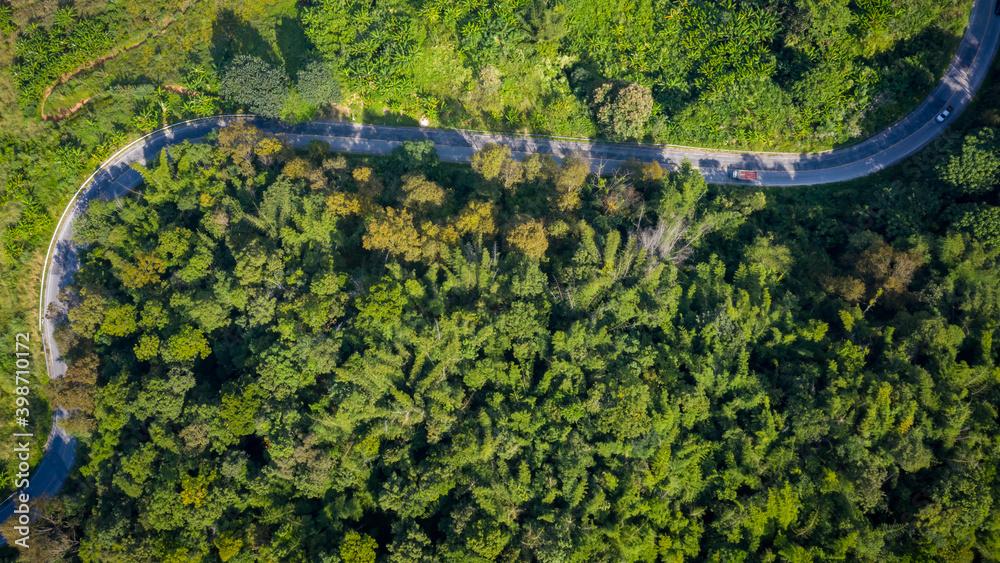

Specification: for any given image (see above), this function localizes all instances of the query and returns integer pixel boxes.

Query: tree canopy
[219,55,289,119]
[299,0,972,149]
[41,122,1000,562]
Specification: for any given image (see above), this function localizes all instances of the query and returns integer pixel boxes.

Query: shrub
[297,60,342,108]
[954,204,1000,246]
[11,14,118,102]
[280,91,318,125]
[0,3,13,35]
[937,128,1000,195]
[220,55,289,119]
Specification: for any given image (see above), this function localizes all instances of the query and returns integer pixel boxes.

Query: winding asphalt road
[6,0,998,539]
[283,0,999,185]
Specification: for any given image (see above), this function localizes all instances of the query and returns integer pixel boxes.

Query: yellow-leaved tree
[506,217,548,259]
[453,200,498,238]
[363,207,424,261]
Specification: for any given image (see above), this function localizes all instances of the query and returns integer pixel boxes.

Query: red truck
[731,170,758,181]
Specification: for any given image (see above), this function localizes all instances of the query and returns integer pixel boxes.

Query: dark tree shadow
[566,61,603,99]
[867,26,959,96]
[844,25,961,148]
[106,74,158,90]
[772,43,816,86]
[275,16,315,78]
[210,9,281,70]
[362,107,419,127]
[651,85,691,118]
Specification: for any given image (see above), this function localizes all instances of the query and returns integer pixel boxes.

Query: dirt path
[163,85,201,97]
[44,85,205,124]
[39,10,188,121]
[43,96,96,123]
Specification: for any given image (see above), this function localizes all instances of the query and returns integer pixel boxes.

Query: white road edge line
[36,115,255,357]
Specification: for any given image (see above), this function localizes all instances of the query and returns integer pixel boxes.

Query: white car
[936,106,953,122]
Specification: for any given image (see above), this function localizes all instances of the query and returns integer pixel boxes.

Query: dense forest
[0,0,975,149]
[0,0,998,561]
[300,0,972,148]
[15,119,995,562]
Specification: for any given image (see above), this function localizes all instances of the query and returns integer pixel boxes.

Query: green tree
[471,143,511,181]
[341,531,377,563]
[637,160,762,264]
[99,304,137,337]
[220,55,289,118]
[164,325,212,362]
[937,128,1000,195]
[551,155,590,212]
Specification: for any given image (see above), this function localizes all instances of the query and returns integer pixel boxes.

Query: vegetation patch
[31,121,1000,561]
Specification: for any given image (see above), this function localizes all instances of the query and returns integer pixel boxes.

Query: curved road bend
[284,0,999,186]
[0,429,75,545]
[9,0,1000,536]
